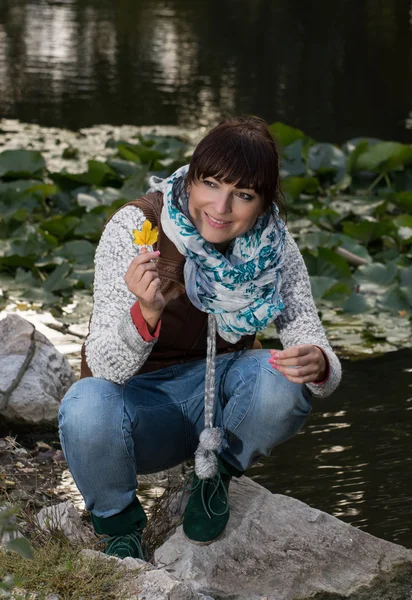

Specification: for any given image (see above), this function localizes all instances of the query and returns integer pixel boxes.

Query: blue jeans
[58,349,312,518]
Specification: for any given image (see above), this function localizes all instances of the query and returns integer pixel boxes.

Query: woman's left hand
[268,345,327,384]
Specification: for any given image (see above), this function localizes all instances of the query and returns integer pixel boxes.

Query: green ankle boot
[182,456,243,545]
[92,497,148,560]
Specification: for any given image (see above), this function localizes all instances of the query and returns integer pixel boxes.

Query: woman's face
[188,177,265,252]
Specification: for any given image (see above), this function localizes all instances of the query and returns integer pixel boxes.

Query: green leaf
[40,215,81,241]
[75,187,122,211]
[377,284,411,313]
[316,247,352,278]
[0,150,46,179]
[43,263,73,292]
[280,139,307,177]
[336,234,371,261]
[71,265,95,288]
[310,276,337,298]
[22,287,58,305]
[343,291,373,313]
[355,142,412,173]
[393,214,412,243]
[299,231,341,251]
[322,281,352,302]
[82,160,120,186]
[116,142,165,165]
[73,213,105,240]
[56,240,95,265]
[282,176,319,200]
[354,262,398,294]
[107,158,140,178]
[120,167,149,201]
[269,122,305,148]
[388,192,412,214]
[346,140,369,174]
[399,266,412,287]
[6,537,33,559]
[307,143,347,179]
[342,219,393,244]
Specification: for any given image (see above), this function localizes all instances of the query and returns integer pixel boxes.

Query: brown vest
[80,192,256,379]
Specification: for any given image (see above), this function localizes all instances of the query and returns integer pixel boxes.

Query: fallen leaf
[15,462,25,468]
[36,441,52,451]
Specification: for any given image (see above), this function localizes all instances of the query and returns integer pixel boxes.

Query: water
[251,349,412,548]
[0,0,412,142]
[1,0,412,548]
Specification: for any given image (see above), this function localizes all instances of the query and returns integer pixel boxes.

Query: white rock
[37,502,91,544]
[155,477,412,600]
[80,548,202,600]
[80,548,149,571]
[0,315,76,425]
[136,569,199,600]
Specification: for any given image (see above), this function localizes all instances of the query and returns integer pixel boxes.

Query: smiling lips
[205,212,231,228]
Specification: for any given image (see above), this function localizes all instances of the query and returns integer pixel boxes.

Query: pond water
[1,0,412,142]
[251,348,412,549]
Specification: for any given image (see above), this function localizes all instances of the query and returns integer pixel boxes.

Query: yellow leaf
[132,220,159,247]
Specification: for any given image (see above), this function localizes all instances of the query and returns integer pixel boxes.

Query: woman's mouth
[205,213,231,229]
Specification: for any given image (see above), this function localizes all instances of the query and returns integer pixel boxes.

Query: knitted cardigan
[85,202,342,397]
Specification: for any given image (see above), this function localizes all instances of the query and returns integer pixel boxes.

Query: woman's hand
[268,345,327,384]
[124,248,165,331]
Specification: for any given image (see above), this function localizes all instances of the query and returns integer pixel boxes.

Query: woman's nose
[214,193,232,214]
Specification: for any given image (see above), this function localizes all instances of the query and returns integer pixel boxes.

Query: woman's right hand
[124,248,166,329]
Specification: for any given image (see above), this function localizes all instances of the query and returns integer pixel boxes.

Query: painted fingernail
[153,251,160,256]
[272,353,279,359]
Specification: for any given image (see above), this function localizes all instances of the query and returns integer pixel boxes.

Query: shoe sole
[183,529,224,546]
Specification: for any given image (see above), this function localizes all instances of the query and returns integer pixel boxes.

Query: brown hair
[186,115,285,218]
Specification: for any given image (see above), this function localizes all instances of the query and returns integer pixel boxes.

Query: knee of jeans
[59,377,121,444]
[256,365,312,425]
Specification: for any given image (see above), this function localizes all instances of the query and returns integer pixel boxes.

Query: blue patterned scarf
[149,164,286,343]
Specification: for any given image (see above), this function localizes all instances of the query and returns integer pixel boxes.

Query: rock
[37,502,92,545]
[155,477,412,600]
[80,548,207,600]
[136,569,200,600]
[0,314,76,426]
[80,548,150,572]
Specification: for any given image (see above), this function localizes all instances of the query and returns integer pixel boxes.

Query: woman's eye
[203,180,216,188]
[237,192,254,201]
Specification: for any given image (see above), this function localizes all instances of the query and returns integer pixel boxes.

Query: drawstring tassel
[195,314,221,480]
[195,427,222,479]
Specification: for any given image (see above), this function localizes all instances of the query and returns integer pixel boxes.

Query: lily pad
[269,122,305,148]
[355,142,412,173]
[0,150,46,179]
[307,143,346,181]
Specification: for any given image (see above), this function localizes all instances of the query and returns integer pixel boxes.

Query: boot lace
[100,530,146,560]
[180,470,230,520]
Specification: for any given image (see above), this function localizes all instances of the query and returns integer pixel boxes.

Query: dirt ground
[0,431,81,513]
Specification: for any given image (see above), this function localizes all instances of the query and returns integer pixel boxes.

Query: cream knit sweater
[85,205,342,397]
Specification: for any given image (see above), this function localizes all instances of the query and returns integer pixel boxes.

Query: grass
[0,507,144,600]
[0,541,128,600]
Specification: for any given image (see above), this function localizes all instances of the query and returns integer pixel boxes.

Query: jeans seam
[226,356,260,433]
[181,401,192,460]
[121,385,137,469]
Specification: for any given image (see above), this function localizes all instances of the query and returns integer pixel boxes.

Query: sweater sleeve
[85,204,159,384]
[274,231,342,398]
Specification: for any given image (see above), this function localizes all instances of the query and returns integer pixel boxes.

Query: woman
[59,116,341,559]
